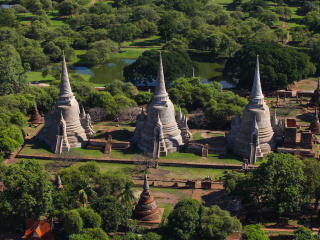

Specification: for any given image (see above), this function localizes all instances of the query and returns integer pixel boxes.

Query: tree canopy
[223,42,315,89]
[0,159,53,232]
[123,50,200,85]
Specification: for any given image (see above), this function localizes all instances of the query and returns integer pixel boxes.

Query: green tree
[108,24,141,51]
[76,207,101,228]
[105,80,136,98]
[119,179,137,235]
[0,8,16,27]
[258,10,279,27]
[224,171,253,204]
[274,27,288,43]
[223,42,315,89]
[0,57,29,96]
[123,50,200,85]
[162,38,188,52]
[86,39,118,65]
[90,196,125,233]
[135,18,158,36]
[88,91,118,116]
[78,177,98,207]
[0,159,53,232]
[43,42,62,62]
[64,210,84,235]
[134,92,153,105]
[157,14,176,43]
[294,227,320,240]
[302,158,320,210]
[59,0,78,16]
[18,46,50,70]
[202,205,241,240]
[252,153,306,214]
[144,232,162,240]
[80,228,108,240]
[166,199,205,240]
[10,112,27,127]
[243,224,269,240]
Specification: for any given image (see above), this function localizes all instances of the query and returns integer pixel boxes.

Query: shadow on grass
[129,40,162,47]
[26,139,53,154]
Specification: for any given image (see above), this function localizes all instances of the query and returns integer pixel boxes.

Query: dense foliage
[0,159,53,232]
[225,153,309,214]
[168,77,247,128]
[224,43,315,89]
[123,50,200,85]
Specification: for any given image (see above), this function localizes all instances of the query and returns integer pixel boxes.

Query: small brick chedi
[133,53,191,158]
[38,52,95,154]
[133,174,162,222]
[226,56,277,164]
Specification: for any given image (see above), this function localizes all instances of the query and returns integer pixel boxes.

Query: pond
[69,58,236,88]
[0,4,11,8]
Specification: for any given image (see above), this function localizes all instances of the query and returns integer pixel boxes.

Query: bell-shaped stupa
[38,52,94,154]
[227,56,276,164]
[133,52,187,158]
[133,174,161,221]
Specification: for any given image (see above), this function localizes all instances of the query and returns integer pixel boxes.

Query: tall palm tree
[78,177,98,207]
[118,179,137,235]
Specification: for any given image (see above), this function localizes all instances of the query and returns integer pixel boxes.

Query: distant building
[22,219,55,240]
[38,52,94,154]
[226,56,277,164]
[133,53,191,159]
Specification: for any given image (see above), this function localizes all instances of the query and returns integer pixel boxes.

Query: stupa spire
[143,174,149,191]
[141,107,145,116]
[59,50,73,98]
[249,55,264,103]
[154,52,168,98]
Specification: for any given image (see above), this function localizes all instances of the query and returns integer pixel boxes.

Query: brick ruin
[277,118,316,158]
[132,174,163,222]
[87,135,131,153]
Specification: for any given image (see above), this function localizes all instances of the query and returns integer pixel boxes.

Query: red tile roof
[22,219,55,240]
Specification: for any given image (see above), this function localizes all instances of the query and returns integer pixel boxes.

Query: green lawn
[192,132,204,141]
[22,138,243,164]
[117,48,161,58]
[26,71,91,83]
[26,71,55,83]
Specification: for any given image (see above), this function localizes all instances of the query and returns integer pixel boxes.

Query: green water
[69,58,234,88]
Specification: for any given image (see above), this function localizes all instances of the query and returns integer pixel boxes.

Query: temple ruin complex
[38,52,95,154]
[133,52,191,158]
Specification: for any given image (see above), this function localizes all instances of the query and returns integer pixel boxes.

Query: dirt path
[89,0,96,6]
[192,189,202,201]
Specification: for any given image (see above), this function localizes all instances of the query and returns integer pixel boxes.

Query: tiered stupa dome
[133,52,190,158]
[226,56,276,163]
[132,174,161,221]
[38,52,94,154]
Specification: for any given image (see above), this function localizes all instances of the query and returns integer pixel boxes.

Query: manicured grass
[192,132,204,141]
[23,123,45,138]
[26,71,55,82]
[147,187,193,199]
[117,48,160,59]
[26,71,91,83]
[158,203,174,220]
[22,138,243,164]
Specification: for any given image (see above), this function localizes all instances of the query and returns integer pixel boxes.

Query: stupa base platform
[138,208,164,224]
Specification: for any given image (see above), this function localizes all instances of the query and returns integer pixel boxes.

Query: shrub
[64,210,83,235]
[134,92,153,105]
[81,228,108,240]
[76,207,101,229]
